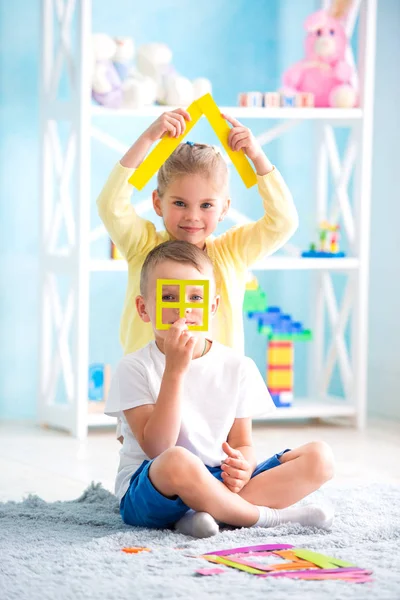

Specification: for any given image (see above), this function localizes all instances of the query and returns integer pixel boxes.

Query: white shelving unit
[38,0,376,438]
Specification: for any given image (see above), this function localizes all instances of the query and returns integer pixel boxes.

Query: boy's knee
[159,447,203,485]
[307,441,335,484]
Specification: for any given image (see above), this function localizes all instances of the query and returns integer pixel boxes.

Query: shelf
[254,399,356,422]
[90,256,359,273]
[92,105,363,123]
[252,256,359,271]
[87,401,354,428]
[87,401,354,429]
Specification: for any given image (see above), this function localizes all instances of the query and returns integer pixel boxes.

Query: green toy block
[243,289,268,313]
[258,328,313,342]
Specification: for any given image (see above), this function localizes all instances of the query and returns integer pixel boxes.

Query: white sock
[174,510,219,538]
[253,504,334,530]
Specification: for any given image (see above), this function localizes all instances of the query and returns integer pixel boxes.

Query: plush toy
[113,37,135,81]
[121,70,158,109]
[136,43,212,106]
[92,36,212,109]
[91,34,123,109]
[282,0,357,108]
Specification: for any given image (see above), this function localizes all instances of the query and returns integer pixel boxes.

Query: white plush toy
[113,37,135,81]
[91,34,156,109]
[92,35,212,109]
[91,34,123,109]
[136,43,212,106]
[121,70,157,109]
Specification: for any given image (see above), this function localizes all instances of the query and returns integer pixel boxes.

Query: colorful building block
[302,221,346,258]
[268,368,293,389]
[245,277,311,408]
[268,342,293,365]
[88,363,111,413]
[243,288,268,313]
[238,92,263,107]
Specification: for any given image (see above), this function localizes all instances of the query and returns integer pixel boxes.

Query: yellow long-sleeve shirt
[97,162,298,355]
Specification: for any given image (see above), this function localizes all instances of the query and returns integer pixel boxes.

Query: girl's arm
[218,115,298,268]
[96,109,191,261]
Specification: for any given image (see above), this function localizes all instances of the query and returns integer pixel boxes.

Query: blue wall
[0,0,398,420]
[0,1,40,419]
[368,0,400,419]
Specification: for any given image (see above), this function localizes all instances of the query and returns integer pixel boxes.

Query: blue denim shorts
[120,449,290,529]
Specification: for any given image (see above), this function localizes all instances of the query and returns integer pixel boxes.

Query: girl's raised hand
[144,108,191,143]
[221,113,263,162]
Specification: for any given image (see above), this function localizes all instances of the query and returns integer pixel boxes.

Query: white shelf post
[38,0,92,438]
[352,0,377,428]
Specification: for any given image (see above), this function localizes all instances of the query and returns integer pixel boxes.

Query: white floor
[0,418,399,503]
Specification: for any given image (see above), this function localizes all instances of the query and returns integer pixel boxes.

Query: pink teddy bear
[283,7,357,108]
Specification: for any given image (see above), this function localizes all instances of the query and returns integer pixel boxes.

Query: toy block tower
[245,275,311,408]
[268,338,294,407]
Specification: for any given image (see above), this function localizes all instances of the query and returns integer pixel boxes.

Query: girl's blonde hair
[157,143,229,197]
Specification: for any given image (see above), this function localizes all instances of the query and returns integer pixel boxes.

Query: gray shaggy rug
[0,483,399,600]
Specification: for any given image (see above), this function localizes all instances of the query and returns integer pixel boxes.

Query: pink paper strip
[206,544,294,557]
[229,559,275,571]
[257,568,371,579]
[269,567,369,576]
[230,551,290,558]
[196,568,225,576]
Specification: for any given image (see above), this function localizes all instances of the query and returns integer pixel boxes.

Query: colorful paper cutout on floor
[292,548,355,569]
[196,568,226,576]
[122,547,151,554]
[128,94,257,190]
[205,543,294,556]
[202,555,267,575]
[199,544,372,583]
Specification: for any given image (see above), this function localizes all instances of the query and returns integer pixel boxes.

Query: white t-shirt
[105,340,276,501]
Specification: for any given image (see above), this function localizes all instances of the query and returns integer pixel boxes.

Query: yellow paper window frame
[156,279,209,331]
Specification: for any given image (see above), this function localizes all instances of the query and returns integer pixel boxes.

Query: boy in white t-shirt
[105,240,334,538]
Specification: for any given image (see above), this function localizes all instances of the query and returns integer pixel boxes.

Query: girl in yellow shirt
[97,108,298,438]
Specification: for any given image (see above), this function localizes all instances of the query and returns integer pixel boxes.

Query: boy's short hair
[140,240,214,297]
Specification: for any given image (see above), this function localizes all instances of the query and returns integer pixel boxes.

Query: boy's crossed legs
[120,441,334,537]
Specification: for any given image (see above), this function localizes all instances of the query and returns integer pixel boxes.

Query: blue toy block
[88,363,105,401]
[282,94,296,107]
[301,250,346,258]
[270,393,292,408]
[249,307,308,337]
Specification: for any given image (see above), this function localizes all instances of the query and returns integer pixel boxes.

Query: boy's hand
[222,113,263,162]
[144,109,191,143]
[164,318,196,375]
[221,441,252,494]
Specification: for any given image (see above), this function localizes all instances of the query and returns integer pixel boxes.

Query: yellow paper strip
[292,549,341,569]
[195,94,257,189]
[129,102,203,190]
[202,555,266,575]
